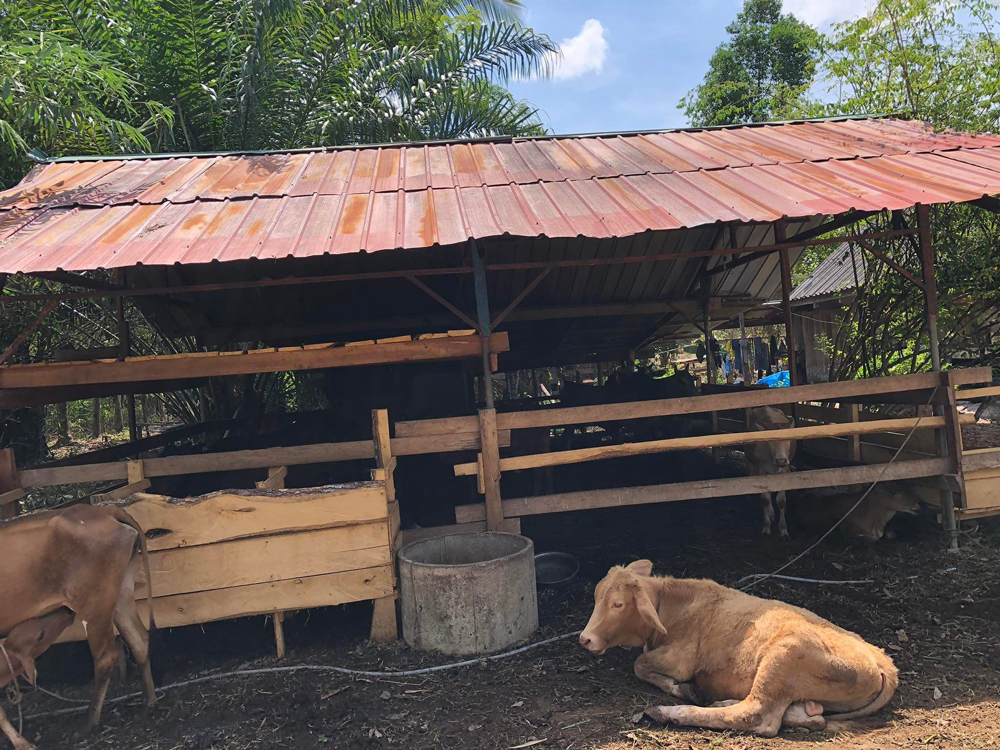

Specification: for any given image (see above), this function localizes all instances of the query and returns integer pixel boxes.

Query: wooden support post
[273,611,286,660]
[774,222,798,386]
[847,404,861,463]
[115,269,139,442]
[478,408,504,531]
[0,448,20,520]
[255,466,287,490]
[470,239,496,410]
[918,205,959,551]
[370,408,399,643]
[738,312,751,383]
[127,459,145,484]
[701,275,719,461]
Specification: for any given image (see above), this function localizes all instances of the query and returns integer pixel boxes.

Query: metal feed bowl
[534,551,579,587]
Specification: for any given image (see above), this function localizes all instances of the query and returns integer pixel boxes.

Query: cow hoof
[779,530,790,541]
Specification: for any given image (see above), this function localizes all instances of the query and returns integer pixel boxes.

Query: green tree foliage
[0,0,555,186]
[816,0,1000,379]
[824,0,1000,131]
[681,0,822,126]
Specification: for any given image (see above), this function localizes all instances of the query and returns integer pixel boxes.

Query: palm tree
[1,0,555,184]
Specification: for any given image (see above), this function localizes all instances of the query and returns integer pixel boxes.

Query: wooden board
[18,430,514,489]
[398,369,990,437]
[125,485,388,551]
[137,523,391,597]
[392,430,511,456]
[962,448,1000,473]
[454,458,950,522]
[453,416,957,476]
[0,333,510,389]
[964,471,1000,509]
[803,437,933,464]
[151,566,393,629]
[60,565,395,641]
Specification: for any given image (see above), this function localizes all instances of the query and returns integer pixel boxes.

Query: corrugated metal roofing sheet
[790,243,864,302]
[2,117,1000,273]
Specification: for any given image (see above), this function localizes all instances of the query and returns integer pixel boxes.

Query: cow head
[579,560,666,655]
[750,407,795,469]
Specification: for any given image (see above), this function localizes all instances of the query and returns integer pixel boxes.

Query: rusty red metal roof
[2,117,1000,273]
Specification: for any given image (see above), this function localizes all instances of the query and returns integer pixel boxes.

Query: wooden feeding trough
[124,482,397,650]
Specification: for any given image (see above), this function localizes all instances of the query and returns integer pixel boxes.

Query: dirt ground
[12,451,1000,750]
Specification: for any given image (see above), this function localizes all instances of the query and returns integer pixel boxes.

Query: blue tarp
[758,370,790,388]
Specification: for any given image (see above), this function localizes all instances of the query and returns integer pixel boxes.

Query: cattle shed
[3,115,1000,647]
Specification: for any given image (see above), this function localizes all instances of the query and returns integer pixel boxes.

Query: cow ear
[786,417,795,429]
[626,559,653,577]
[634,587,667,636]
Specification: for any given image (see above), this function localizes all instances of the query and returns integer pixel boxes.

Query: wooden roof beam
[0,333,509,390]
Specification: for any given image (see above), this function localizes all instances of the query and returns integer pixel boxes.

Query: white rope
[0,642,23,735]
[736,573,874,586]
[23,631,581,721]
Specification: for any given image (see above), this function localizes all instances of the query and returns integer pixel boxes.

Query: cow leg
[646,696,787,737]
[634,653,701,704]
[0,705,35,750]
[84,617,120,731]
[759,493,775,536]
[114,579,157,709]
[775,490,789,540]
[646,642,816,737]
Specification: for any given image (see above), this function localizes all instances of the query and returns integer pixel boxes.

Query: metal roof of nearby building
[2,116,1000,274]
[790,242,865,302]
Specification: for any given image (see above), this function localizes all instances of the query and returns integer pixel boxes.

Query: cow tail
[111,507,156,632]
[827,653,898,722]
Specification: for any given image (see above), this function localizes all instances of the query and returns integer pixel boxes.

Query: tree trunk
[91,398,101,439]
[55,401,69,445]
[113,396,123,432]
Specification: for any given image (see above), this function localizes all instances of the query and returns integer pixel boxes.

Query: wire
[735,573,874,586]
[741,386,939,592]
[22,631,581,721]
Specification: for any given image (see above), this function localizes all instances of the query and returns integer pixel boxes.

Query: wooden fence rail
[18,429,511,489]
[399,368,989,437]
[452,415,971,477]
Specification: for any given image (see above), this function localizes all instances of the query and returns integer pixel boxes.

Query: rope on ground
[22,631,582,721]
[740,386,940,592]
[735,573,874,586]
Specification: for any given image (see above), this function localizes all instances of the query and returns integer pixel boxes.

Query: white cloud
[550,19,608,81]
[783,0,871,27]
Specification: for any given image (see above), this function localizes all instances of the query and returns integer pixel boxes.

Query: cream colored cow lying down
[579,561,897,736]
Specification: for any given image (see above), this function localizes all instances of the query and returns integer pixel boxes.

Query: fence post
[478,408,504,531]
[938,372,965,552]
[0,449,20,520]
[370,408,399,643]
[847,404,861,463]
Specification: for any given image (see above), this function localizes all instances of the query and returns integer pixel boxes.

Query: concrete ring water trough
[398,532,538,655]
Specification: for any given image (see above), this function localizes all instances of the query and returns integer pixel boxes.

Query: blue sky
[508,0,873,135]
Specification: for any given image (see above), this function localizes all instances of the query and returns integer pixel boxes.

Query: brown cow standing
[579,561,897,736]
[0,609,76,750]
[746,406,796,539]
[0,505,157,750]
